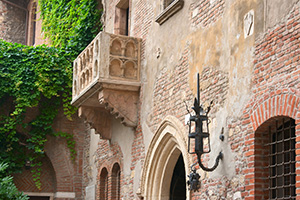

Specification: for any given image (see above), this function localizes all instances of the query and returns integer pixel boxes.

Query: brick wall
[132,0,153,60]
[14,155,56,193]
[50,109,87,199]
[12,107,87,200]
[189,0,225,29]
[230,2,300,199]
[84,0,300,199]
[94,140,123,199]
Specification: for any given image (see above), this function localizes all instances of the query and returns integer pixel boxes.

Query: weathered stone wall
[0,0,27,44]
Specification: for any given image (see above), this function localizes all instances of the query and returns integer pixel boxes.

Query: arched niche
[141,115,192,200]
[73,80,77,95]
[125,41,136,58]
[74,62,78,76]
[13,154,56,193]
[93,59,98,78]
[124,61,136,79]
[94,39,99,56]
[110,39,122,56]
[109,59,123,77]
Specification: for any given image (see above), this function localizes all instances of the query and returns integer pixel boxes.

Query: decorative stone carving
[109,35,139,79]
[71,32,141,138]
[244,10,254,38]
[72,32,140,103]
[78,106,112,140]
[99,87,139,127]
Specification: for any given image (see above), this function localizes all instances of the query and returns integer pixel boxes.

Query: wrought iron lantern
[186,73,223,191]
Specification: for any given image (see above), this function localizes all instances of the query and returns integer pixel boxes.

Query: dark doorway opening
[169,154,186,200]
[28,196,49,200]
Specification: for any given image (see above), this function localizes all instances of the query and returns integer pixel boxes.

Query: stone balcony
[71,32,141,139]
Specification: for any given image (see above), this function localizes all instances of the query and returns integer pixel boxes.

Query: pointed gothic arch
[141,115,192,200]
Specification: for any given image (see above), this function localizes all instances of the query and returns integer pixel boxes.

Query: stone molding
[140,115,192,199]
[78,106,112,140]
[99,86,139,127]
[155,0,184,25]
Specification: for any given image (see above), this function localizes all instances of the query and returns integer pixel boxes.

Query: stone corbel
[78,106,111,140]
[98,87,139,127]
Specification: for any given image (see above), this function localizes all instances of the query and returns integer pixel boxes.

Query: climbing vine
[39,0,102,56]
[0,0,102,189]
[0,40,74,188]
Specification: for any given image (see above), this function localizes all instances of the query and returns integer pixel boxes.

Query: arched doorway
[169,154,186,200]
[141,116,192,200]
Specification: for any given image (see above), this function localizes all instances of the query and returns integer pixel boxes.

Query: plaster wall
[111,119,135,176]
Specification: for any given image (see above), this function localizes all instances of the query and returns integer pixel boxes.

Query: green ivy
[0,0,101,190]
[39,0,102,56]
[0,40,74,188]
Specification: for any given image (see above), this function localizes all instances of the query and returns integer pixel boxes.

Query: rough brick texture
[12,108,87,200]
[189,0,225,28]
[229,3,300,199]
[94,140,123,199]
[14,156,56,192]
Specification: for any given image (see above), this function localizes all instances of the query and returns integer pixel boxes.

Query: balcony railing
[72,32,141,103]
[71,32,141,139]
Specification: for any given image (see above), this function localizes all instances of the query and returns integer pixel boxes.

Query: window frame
[267,118,296,199]
[155,0,184,25]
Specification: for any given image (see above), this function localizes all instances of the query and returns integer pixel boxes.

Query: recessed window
[115,0,130,36]
[267,118,296,199]
[111,163,121,200]
[100,168,108,200]
[27,1,37,45]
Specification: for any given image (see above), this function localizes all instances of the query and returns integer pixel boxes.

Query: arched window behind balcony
[111,163,121,200]
[115,0,129,36]
[27,1,37,46]
[100,168,108,200]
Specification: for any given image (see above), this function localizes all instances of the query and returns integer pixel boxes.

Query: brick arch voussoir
[44,136,74,192]
[250,92,299,131]
[240,92,300,199]
[97,162,111,179]
[109,158,122,174]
